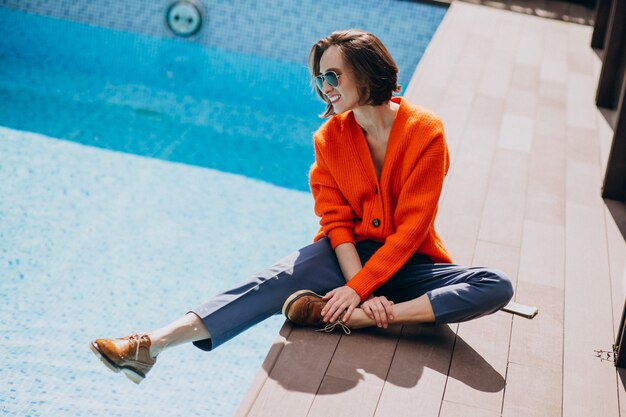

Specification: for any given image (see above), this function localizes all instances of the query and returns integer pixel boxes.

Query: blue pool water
[0,2,447,416]
[0,7,323,191]
[0,3,447,191]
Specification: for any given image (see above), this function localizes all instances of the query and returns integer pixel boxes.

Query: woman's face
[318,45,360,114]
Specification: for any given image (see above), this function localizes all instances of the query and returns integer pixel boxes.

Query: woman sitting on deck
[89,29,514,384]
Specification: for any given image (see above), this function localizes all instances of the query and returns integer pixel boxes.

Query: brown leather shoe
[89,333,156,384]
[282,290,351,334]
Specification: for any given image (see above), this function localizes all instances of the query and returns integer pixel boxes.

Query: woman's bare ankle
[143,313,211,358]
[346,308,376,329]
[147,333,166,358]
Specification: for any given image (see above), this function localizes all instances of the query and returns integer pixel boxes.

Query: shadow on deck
[236,0,626,415]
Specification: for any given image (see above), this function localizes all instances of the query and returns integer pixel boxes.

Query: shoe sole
[88,342,145,384]
[281,289,323,319]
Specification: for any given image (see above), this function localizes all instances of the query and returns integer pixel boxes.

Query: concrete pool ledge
[235,1,626,416]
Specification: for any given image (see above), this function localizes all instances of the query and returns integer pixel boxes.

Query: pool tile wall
[0,1,448,191]
[0,0,447,89]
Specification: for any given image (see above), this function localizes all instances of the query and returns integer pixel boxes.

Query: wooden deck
[235,2,626,416]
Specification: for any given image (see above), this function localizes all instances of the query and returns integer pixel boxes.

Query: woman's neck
[352,100,399,142]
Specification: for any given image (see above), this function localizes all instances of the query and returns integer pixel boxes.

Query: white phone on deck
[502,301,539,319]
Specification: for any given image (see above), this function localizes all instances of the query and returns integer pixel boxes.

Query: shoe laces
[127,333,146,360]
[316,320,351,335]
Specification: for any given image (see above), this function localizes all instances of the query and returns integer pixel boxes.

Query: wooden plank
[245,326,342,417]
[497,113,566,413]
[511,63,540,91]
[408,2,468,96]
[503,362,562,417]
[540,26,568,84]
[566,159,603,209]
[516,220,565,288]
[405,83,445,117]
[477,47,514,100]
[539,79,567,107]
[526,88,567,227]
[440,400,501,416]
[504,87,538,119]
[404,9,460,112]
[307,326,401,417]
[308,375,381,417]
[528,132,566,195]
[535,99,567,140]
[437,209,482,266]
[563,23,619,412]
[440,240,518,414]
[473,239,521,281]
[452,34,490,86]
[478,149,529,247]
[374,324,457,417]
[543,25,568,63]
[504,281,564,416]
[323,326,401,384]
[464,94,506,134]
[566,72,598,131]
[508,280,564,370]
[437,93,505,263]
[440,313,511,414]
[515,19,545,68]
[453,94,503,166]
[441,93,504,228]
[568,24,594,77]
[539,58,567,87]
[469,4,501,37]
[493,10,523,56]
[525,130,566,227]
[440,151,491,210]
[436,95,503,262]
[566,126,600,165]
[524,188,564,227]
[563,202,618,417]
[498,114,534,153]
[235,321,293,417]
[436,69,481,153]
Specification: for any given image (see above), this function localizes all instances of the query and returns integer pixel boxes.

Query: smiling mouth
[328,94,341,104]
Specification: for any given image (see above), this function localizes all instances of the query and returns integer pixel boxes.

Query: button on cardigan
[309,97,453,301]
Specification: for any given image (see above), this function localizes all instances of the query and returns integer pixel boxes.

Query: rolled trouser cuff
[428,267,514,324]
[187,238,348,351]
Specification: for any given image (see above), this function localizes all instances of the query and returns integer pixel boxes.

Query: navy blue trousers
[190,238,513,351]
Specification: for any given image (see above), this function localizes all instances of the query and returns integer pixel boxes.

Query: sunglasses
[315,71,341,91]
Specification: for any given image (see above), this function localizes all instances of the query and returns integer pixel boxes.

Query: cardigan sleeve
[346,122,449,300]
[309,137,356,249]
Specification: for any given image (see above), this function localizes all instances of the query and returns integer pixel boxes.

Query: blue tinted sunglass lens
[325,72,339,87]
[315,75,324,90]
[315,72,339,90]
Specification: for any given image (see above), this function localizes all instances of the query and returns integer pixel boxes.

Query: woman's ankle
[346,308,375,329]
[147,333,165,358]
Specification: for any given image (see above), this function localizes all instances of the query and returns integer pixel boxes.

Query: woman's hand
[361,295,394,328]
[322,286,361,324]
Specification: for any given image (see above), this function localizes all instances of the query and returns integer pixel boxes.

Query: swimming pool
[0,1,447,416]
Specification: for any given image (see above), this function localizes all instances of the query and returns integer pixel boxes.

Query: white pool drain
[166,1,202,37]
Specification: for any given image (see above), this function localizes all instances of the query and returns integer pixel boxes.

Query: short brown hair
[309,29,401,118]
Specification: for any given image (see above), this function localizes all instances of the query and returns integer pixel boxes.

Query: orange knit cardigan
[309,97,453,300]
